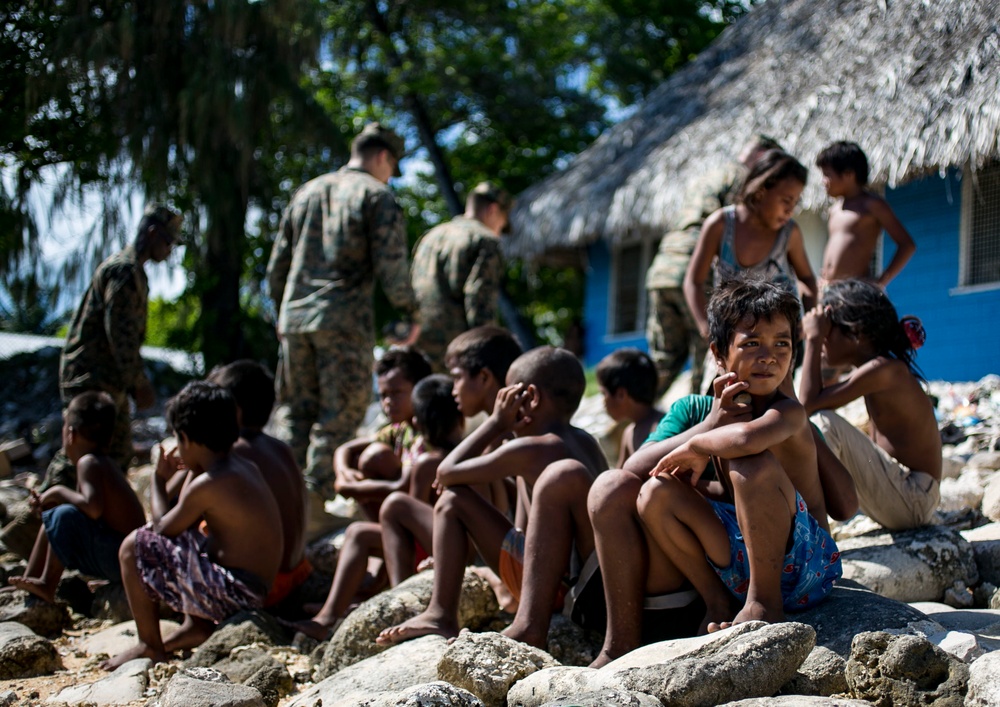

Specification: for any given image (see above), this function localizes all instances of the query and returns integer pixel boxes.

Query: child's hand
[491,383,533,433]
[707,372,753,427]
[155,444,183,481]
[650,442,709,485]
[28,489,42,515]
[802,305,832,341]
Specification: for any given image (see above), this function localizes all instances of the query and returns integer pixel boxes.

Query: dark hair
[816,141,870,186]
[166,381,239,454]
[65,391,116,450]
[709,275,802,357]
[507,346,585,417]
[738,149,808,207]
[411,374,463,449]
[445,326,523,383]
[375,346,433,384]
[821,279,922,378]
[596,348,657,405]
[206,360,275,428]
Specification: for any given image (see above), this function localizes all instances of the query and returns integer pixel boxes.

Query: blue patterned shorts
[707,492,841,610]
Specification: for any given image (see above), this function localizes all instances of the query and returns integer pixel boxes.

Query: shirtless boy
[799,279,940,530]
[637,277,841,633]
[379,325,522,588]
[207,360,309,608]
[101,382,283,669]
[8,392,145,602]
[817,141,915,288]
[376,346,608,648]
[596,348,665,466]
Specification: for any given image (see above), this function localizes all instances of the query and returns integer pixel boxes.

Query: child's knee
[636,476,682,521]
[359,442,401,480]
[378,491,409,523]
[588,468,642,518]
[729,451,782,485]
[118,530,138,564]
[536,460,591,500]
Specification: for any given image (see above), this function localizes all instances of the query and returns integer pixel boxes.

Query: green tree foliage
[4,0,746,360]
[3,0,339,368]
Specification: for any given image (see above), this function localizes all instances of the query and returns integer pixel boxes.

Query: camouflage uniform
[267,166,418,497]
[46,245,152,489]
[645,162,745,396]
[411,215,501,371]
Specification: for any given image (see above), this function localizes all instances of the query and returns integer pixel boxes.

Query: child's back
[197,454,283,589]
[234,433,306,572]
[91,453,146,536]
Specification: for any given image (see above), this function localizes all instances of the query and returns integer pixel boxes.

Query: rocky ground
[1,344,999,706]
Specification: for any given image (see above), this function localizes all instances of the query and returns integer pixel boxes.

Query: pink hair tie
[901,315,925,350]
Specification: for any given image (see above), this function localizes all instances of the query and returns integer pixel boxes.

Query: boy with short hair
[101,382,283,670]
[206,360,310,608]
[637,277,841,632]
[816,141,915,288]
[596,348,665,466]
[7,392,146,602]
[334,346,432,520]
[376,346,608,648]
[379,326,522,596]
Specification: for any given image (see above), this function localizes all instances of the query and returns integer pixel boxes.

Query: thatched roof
[507,0,1000,259]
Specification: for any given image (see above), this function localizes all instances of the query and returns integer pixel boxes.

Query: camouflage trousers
[42,386,133,491]
[275,329,373,498]
[646,288,708,398]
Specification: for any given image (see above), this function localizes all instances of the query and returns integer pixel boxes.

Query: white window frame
[607,236,654,337]
[954,161,1000,295]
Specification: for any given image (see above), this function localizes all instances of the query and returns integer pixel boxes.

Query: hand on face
[707,372,753,426]
[491,382,533,433]
[802,305,833,341]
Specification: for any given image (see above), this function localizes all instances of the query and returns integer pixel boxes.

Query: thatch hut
[508,0,999,380]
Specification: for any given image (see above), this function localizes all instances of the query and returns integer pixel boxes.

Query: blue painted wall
[581,170,999,381]
[884,171,999,382]
[582,240,646,367]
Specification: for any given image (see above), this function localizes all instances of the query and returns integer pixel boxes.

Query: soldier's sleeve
[463,238,501,328]
[103,270,147,393]
[266,202,296,313]
[369,190,418,320]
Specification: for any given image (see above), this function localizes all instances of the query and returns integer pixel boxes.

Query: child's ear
[709,342,727,371]
[525,383,541,408]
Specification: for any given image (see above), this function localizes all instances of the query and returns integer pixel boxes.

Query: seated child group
[11,141,940,670]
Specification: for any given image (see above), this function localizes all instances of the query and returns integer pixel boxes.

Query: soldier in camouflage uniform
[645,136,781,397]
[266,123,420,532]
[411,182,511,371]
[0,206,182,559]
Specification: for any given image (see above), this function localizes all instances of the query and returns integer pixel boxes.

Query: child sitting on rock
[799,278,940,530]
[639,277,841,632]
[101,382,283,669]
[596,348,665,466]
[207,360,310,609]
[288,374,465,639]
[376,346,609,648]
[7,391,146,602]
[334,346,433,521]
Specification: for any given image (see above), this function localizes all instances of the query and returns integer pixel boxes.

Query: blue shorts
[42,505,126,582]
[707,492,841,610]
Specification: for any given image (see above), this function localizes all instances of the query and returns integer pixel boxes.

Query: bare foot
[501,621,546,648]
[375,611,458,646]
[100,642,168,671]
[471,566,518,613]
[281,616,338,642]
[729,598,783,626]
[8,577,56,604]
[588,650,616,669]
[699,597,740,635]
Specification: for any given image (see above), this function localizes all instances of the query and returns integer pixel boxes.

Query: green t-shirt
[646,395,714,444]
[645,394,717,479]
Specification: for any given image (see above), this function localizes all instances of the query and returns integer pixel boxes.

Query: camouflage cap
[353,122,406,175]
[141,204,183,243]
[470,181,513,212]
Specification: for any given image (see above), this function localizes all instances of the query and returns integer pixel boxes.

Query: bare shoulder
[77,453,118,481]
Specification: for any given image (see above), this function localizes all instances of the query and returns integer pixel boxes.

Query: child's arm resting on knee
[674,399,806,462]
[151,476,213,537]
[436,383,534,488]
